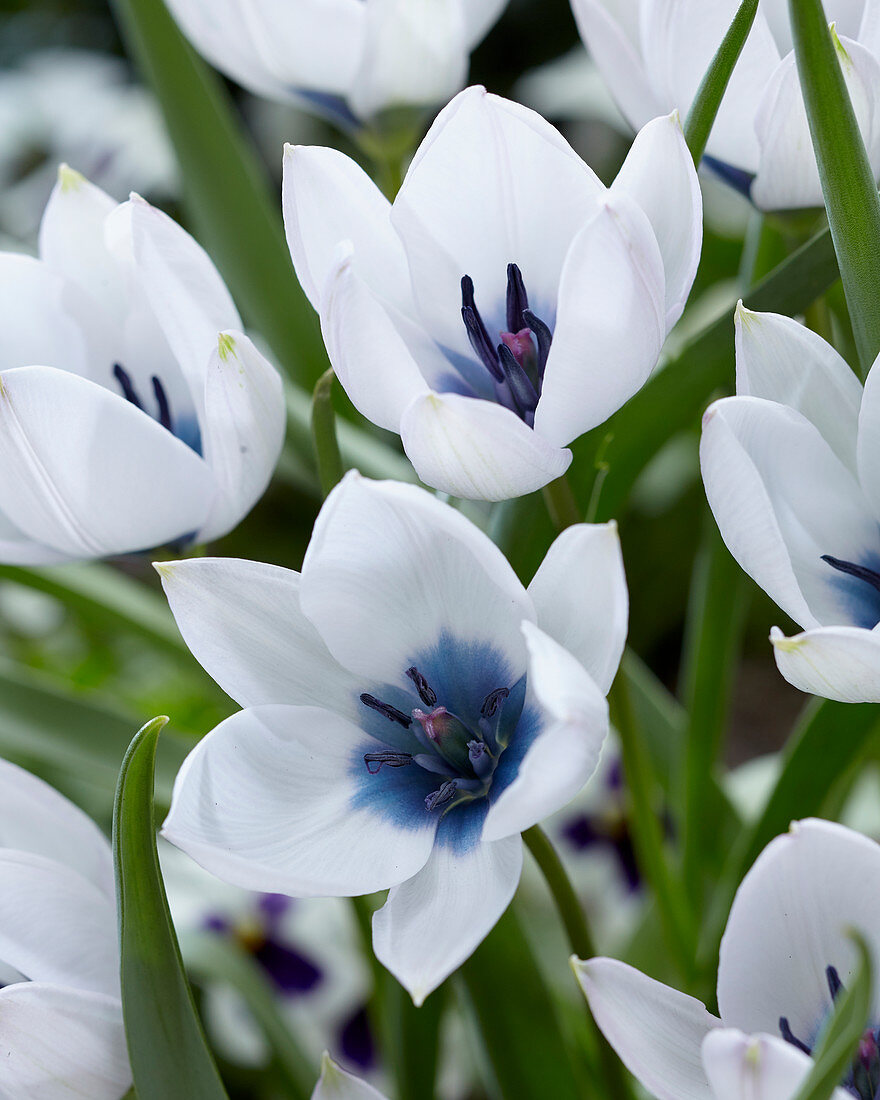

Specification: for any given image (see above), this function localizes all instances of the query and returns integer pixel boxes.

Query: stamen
[363,751,414,775]
[497,343,539,415]
[152,376,173,433]
[523,309,552,376]
[827,965,843,1002]
[359,693,412,728]
[481,687,509,718]
[461,275,502,381]
[822,555,880,593]
[113,363,143,409]
[779,1016,812,1056]
[425,779,458,812]
[506,262,530,332]
[405,666,437,707]
[468,739,494,780]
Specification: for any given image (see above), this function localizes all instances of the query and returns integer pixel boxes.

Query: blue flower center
[821,555,880,628]
[459,262,552,427]
[780,965,880,1099]
[113,361,203,455]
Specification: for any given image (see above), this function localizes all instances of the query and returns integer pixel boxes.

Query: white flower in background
[160,472,628,1004]
[0,167,285,564]
[0,49,175,246]
[571,0,880,210]
[576,818,876,1100]
[0,758,129,1098]
[283,86,702,500]
[700,305,880,703]
[163,0,508,126]
[161,843,376,1074]
[313,1054,388,1100]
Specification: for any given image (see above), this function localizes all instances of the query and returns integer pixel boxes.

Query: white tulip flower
[700,304,880,703]
[312,1053,387,1100]
[283,86,702,500]
[0,167,285,564]
[163,0,508,125]
[571,0,880,210]
[0,758,129,1098]
[159,471,628,1004]
[576,818,876,1100]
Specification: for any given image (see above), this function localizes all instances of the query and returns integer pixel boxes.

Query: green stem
[311,368,345,498]
[541,473,582,532]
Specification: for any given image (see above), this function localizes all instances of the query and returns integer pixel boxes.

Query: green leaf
[108,0,326,390]
[311,368,346,498]
[113,717,229,1100]
[791,930,872,1100]
[789,0,880,373]
[684,0,760,163]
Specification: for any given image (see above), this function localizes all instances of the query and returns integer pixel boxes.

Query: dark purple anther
[822,555,880,594]
[152,375,173,433]
[523,309,552,377]
[254,937,323,995]
[363,751,414,774]
[203,913,229,934]
[481,687,509,719]
[461,275,503,381]
[827,965,843,1002]
[497,342,539,417]
[406,666,437,707]
[360,693,412,728]
[425,779,458,812]
[257,893,291,923]
[779,1017,812,1056]
[506,262,530,332]
[113,363,143,409]
[340,1006,376,1071]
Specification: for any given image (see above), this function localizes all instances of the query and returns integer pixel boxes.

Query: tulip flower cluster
[3,0,880,1098]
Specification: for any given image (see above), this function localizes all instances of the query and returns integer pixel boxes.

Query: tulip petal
[717,818,880,1039]
[856,348,880,520]
[196,331,285,543]
[0,366,215,558]
[299,472,535,684]
[574,957,719,1100]
[770,624,880,703]
[0,984,129,1100]
[163,704,438,897]
[399,391,572,501]
[527,522,628,694]
[535,193,666,447]
[156,557,360,714]
[483,623,608,841]
[735,305,862,470]
[701,1029,851,1100]
[312,1053,389,1100]
[700,396,880,631]
[373,805,521,1004]
[611,112,702,329]
[0,510,71,565]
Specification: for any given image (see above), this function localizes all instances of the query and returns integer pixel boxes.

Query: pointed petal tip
[57,163,85,192]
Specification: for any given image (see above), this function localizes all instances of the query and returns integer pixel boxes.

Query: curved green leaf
[113,717,229,1100]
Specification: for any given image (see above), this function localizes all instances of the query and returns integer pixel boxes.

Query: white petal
[753,37,880,210]
[0,510,72,565]
[482,623,608,842]
[856,348,880,518]
[699,397,879,631]
[195,331,285,543]
[735,305,862,470]
[0,366,215,558]
[574,957,719,1100]
[282,143,410,312]
[701,1029,851,1100]
[527,522,628,694]
[0,759,113,898]
[163,704,438,897]
[155,556,360,714]
[318,251,430,433]
[771,624,880,702]
[535,193,666,447]
[399,392,572,501]
[299,472,535,684]
[312,1053,389,1100]
[569,0,662,130]
[611,112,702,329]
[0,985,129,1100]
[717,818,880,1038]
[373,811,522,1004]
[392,86,605,364]
[0,851,118,996]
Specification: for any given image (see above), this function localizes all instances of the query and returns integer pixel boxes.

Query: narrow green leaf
[113,717,229,1100]
[684,0,760,163]
[789,0,880,373]
[311,368,346,497]
[791,931,872,1100]
[108,0,326,389]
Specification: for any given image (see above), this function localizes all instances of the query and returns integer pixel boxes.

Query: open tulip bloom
[163,0,508,126]
[159,472,627,1003]
[571,0,880,210]
[0,758,129,1098]
[282,86,702,500]
[700,305,880,703]
[576,818,877,1100]
[0,167,285,564]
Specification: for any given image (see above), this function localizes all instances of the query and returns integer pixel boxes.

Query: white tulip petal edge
[0,166,285,564]
[575,818,876,1100]
[160,471,628,1003]
[282,86,701,500]
[700,303,880,703]
[311,1052,388,1100]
